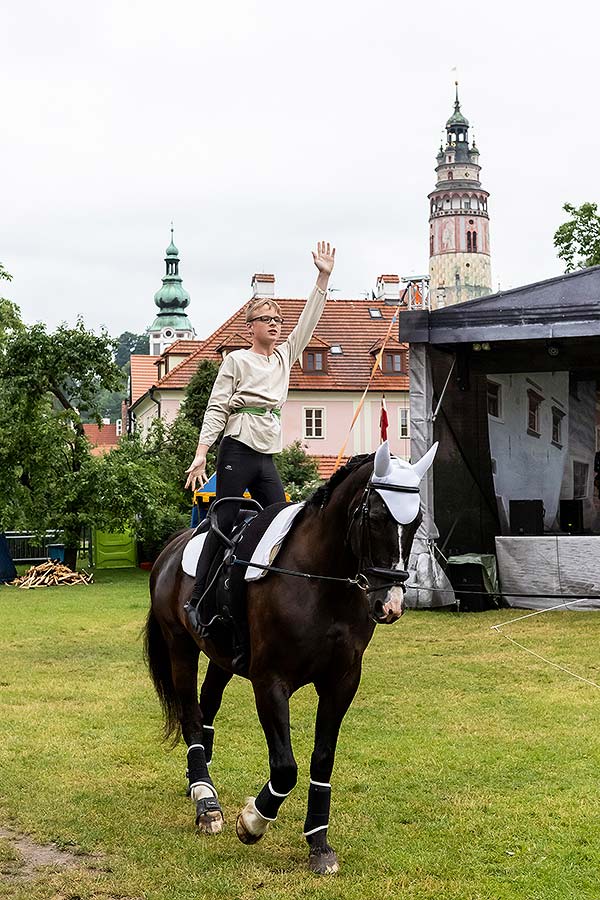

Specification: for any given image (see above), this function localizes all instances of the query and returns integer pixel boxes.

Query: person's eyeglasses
[249,315,284,325]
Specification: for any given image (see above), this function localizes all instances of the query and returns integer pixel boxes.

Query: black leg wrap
[202,726,215,766]
[195,795,222,825]
[186,743,213,793]
[303,780,331,837]
[254,780,292,822]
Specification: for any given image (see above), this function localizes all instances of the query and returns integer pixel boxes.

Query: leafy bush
[274,441,321,501]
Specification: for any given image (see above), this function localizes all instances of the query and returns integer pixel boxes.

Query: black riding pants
[191,436,286,603]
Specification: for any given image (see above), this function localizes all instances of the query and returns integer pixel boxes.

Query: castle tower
[148,228,196,355]
[428,85,492,309]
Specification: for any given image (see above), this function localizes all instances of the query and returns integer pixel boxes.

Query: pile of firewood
[10,560,93,589]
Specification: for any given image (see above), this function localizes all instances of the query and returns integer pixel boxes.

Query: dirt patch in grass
[0,825,101,883]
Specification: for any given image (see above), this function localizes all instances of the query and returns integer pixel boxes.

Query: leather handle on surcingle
[333,311,399,473]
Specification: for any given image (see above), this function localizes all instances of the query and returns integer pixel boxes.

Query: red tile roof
[215,332,251,353]
[83,423,119,456]
[252,273,275,282]
[163,339,204,355]
[313,455,349,480]
[156,296,409,393]
[130,355,160,404]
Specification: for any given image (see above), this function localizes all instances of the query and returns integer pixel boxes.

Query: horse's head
[347,440,438,625]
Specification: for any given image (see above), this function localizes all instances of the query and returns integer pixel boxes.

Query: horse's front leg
[236,679,297,845]
[304,667,362,875]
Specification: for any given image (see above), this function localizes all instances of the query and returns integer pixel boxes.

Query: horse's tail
[143,607,182,745]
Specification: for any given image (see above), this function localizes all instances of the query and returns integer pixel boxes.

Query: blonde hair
[245,298,283,323]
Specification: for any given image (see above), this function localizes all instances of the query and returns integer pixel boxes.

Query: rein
[230,480,415,602]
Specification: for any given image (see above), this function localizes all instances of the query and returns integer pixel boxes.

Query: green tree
[87,422,191,559]
[554,202,600,272]
[114,331,150,368]
[181,360,220,429]
[0,306,123,568]
[274,441,321,501]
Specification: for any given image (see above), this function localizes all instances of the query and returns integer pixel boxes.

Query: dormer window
[304,350,326,372]
[383,352,405,374]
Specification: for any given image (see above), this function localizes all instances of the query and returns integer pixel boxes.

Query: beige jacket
[198,284,327,454]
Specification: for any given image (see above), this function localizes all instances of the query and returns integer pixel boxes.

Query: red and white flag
[379,395,389,443]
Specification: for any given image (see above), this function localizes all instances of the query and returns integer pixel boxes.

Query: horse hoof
[308,849,339,875]
[235,811,264,844]
[195,797,224,834]
[196,809,224,834]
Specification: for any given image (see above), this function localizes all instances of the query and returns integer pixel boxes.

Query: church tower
[148,228,196,355]
[428,85,492,309]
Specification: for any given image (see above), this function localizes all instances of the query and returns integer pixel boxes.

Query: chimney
[251,273,275,299]
[375,274,400,304]
[120,399,129,435]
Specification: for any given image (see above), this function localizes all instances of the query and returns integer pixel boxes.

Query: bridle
[346,481,419,615]
[221,472,421,621]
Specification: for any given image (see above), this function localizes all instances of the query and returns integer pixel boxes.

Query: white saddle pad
[181,503,305,580]
[182,531,208,577]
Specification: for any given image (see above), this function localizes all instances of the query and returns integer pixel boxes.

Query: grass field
[1,568,599,900]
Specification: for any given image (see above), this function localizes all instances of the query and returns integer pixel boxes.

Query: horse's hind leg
[168,631,225,834]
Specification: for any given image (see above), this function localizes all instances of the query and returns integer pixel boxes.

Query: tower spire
[427,87,492,308]
[146,228,196,355]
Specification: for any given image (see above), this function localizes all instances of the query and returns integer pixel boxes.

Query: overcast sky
[3,0,598,339]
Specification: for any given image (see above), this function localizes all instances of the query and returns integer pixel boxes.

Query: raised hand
[312,241,336,277]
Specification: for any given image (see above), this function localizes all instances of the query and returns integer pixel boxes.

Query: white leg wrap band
[190,781,217,802]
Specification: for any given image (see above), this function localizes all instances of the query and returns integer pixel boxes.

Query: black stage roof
[402,265,600,346]
[402,266,600,379]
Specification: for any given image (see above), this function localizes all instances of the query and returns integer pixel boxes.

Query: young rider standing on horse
[184,241,335,671]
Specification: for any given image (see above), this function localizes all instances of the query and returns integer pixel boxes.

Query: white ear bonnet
[370,441,438,525]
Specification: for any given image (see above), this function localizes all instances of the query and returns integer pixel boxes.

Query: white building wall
[487,371,569,529]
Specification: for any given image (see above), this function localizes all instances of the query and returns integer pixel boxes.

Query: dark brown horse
[145,440,437,874]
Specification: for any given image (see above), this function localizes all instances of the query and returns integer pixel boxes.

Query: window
[152,343,161,355]
[467,231,472,252]
[304,407,325,439]
[304,351,325,372]
[383,352,404,374]
[330,344,343,354]
[487,381,501,418]
[368,308,383,318]
[527,389,543,436]
[472,231,477,251]
[448,170,454,180]
[551,407,565,447]
[573,461,589,499]
[399,408,410,438]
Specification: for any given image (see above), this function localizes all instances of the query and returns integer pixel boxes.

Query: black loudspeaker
[559,499,584,534]
[509,500,544,535]
[447,563,496,612]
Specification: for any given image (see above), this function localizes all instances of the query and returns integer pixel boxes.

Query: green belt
[232,406,281,418]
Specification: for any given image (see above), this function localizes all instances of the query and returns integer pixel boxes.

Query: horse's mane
[305,452,375,511]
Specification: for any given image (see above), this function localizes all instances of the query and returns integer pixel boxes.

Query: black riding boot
[186,529,223,635]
